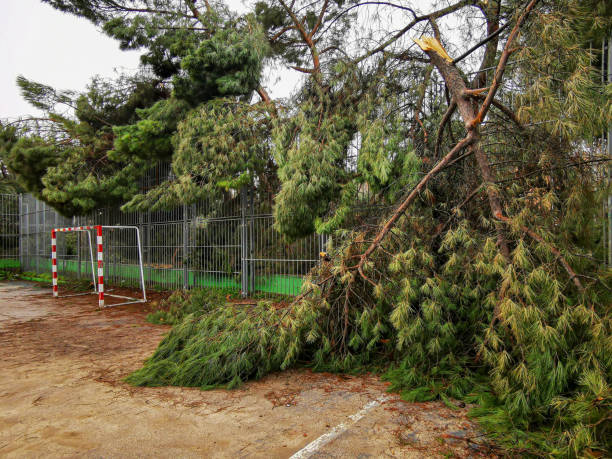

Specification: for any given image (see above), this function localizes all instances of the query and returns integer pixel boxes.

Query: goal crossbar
[51,225,147,308]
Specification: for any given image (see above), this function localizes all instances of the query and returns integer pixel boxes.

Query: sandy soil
[0,281,493,458]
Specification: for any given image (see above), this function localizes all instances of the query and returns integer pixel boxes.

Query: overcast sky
[0,0,142,121]
[0,0,303,123]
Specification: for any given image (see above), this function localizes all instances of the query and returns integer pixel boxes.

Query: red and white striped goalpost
[51,225,146,308]
[51,225,104,307]
[96,225,104,307]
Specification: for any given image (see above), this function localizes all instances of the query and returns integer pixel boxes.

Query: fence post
[249,189,255,293]
[147,211,151,287]
[43,203,47,271]
[35,200,40,273]
[139,210,150,289]
[319,233,328,256]
[183,203,188,289]
[75,216,81,279]
[43,203,48,272]
[18,194,23,269]
[192,203,196,287]
[24,201,29,271]
[240,187,248,298]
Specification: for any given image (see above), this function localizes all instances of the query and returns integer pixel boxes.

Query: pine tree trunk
[423,50,511,260]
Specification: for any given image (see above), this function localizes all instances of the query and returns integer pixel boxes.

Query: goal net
[51,225,147,307]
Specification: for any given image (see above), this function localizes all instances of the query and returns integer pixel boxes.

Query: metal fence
[0,194,19,270]
[2,191,325,298]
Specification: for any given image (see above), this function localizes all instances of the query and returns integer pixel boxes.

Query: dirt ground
[0,281,494,458]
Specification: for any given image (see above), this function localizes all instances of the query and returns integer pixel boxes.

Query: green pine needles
[129,196,611,457]
[127,289,313,389]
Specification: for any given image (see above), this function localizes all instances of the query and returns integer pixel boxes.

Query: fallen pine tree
[126,1,611,456]
[128,175,611,454]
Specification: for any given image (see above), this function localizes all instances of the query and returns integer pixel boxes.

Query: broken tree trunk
[351,1,540,289]
[416,38,511,260]
[414,1,538,261]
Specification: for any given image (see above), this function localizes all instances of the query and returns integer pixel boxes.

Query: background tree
[5,0,271,215]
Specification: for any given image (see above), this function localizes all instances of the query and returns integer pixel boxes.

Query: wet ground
[0,281,493,458]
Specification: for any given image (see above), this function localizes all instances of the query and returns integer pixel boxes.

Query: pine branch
[278,0,321,73]
[354,132,475,283]
[494,212,584,292]
[416,38,512,260]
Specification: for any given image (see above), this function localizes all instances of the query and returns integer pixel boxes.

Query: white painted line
[290,395,390,459]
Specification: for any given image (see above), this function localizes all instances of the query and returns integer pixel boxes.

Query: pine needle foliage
[145,290,214,325]
[130,190,611,455]
[127,289,313,389]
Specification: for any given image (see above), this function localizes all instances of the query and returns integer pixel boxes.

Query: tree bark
[418,0,538,260]
[423,48,511,260]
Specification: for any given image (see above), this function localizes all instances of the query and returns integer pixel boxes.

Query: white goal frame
[51,225,147,307]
